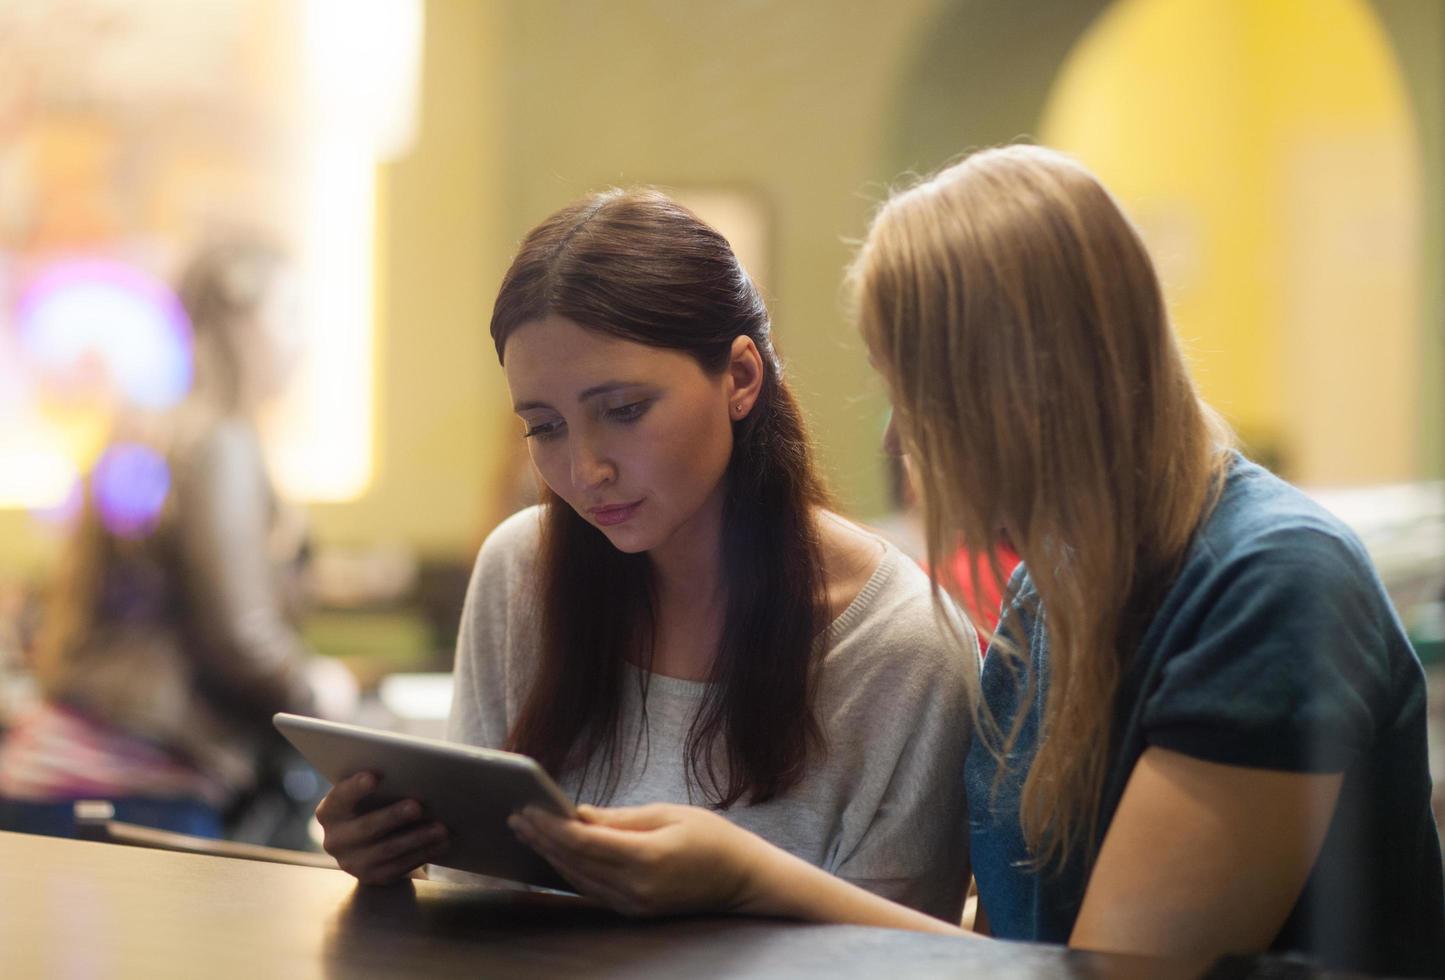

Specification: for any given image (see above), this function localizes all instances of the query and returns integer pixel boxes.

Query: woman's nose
[570,436,615,490]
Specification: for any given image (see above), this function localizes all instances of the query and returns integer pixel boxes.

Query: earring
[734,403,744,417]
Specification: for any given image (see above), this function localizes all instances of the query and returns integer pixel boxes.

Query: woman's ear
[726,336,765,420]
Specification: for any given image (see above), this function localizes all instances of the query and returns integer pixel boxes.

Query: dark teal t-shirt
[966,455,1445,977]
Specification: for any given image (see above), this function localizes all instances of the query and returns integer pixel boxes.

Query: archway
[1041,0,1422,484]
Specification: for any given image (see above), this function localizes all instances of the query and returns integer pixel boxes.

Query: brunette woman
[316,189,975,921]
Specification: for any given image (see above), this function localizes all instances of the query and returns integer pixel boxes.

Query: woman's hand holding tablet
[275,712,577,890]
[316,770,450,884]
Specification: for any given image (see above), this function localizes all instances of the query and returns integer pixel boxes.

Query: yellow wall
[1039,0,1422,484]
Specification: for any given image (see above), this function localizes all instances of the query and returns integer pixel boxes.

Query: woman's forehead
[503,315,702,402]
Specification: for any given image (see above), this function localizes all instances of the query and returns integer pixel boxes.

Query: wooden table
[0,830,1206,979]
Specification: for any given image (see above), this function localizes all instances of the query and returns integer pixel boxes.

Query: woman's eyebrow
[577,380,646,402]
[513,381,647,414]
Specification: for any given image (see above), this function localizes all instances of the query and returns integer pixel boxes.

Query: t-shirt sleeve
[1143,528,1390,773]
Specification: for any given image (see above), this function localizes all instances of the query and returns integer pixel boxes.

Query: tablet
[273,712,575,890]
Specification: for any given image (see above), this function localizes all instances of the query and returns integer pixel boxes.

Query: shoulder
[482,504,545,551]
[1133,461,1416,770]
[815,510,890,618]
[462,505,545,618]
[1199,456,1368,564]
[163,417,274,532]
[1182,456,1382,609]
[475,505,544,575]
[813,541,977,763]
[822,539,978,694]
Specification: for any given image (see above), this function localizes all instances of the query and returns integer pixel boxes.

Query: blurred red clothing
[940,544,1020,653]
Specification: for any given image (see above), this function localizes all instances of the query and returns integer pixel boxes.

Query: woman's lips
[589,500,643,527]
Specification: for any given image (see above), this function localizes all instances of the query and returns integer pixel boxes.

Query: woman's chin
[598,525,653,554]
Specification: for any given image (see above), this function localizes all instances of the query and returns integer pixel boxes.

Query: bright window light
[266,0,422,502]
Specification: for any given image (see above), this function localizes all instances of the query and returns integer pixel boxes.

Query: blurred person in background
[0,237,356,840]
[316,190,975,922]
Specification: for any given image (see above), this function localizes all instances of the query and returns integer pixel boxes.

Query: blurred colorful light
[17,258,194,410]
[91,442,170,539]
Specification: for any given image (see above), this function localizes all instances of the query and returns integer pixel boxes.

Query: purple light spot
[16,258,194,410]
[92,443,171,539]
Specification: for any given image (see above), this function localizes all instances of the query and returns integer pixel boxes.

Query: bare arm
[743,846,965,933]
[1070,747,1342,958]
[514,750,1340,955]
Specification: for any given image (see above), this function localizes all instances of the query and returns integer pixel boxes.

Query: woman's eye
[522,420,563,441]
[606,400,650,423]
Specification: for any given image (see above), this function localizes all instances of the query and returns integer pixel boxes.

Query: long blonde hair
[851,144,1231,868]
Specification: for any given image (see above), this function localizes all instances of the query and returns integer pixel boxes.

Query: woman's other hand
[315,771,449,885]
[513,801,968,935]
[509,802,768,917]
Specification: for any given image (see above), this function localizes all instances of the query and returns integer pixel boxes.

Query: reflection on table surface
[1,830,1206,979]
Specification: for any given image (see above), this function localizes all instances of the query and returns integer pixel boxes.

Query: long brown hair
[851,145,1231,867]
[491,189,830,808]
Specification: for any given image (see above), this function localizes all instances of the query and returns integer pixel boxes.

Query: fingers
[510,814,649,914]
[576,803,675,830]
[323,796,423,852]
[314,772,450,884]
[512,812,623,873]
[515,804,761,917]
[341,819,450,885]
[516,808,656,869]
[358,799,431,846]
[316,773,433,848]
[352,825,451,885]
[315,771,378,824]
[522,833,630,906]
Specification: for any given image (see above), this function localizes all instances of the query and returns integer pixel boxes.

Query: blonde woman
[509,146,1445,977]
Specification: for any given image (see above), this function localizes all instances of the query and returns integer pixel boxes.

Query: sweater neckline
[624,537,900,697]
